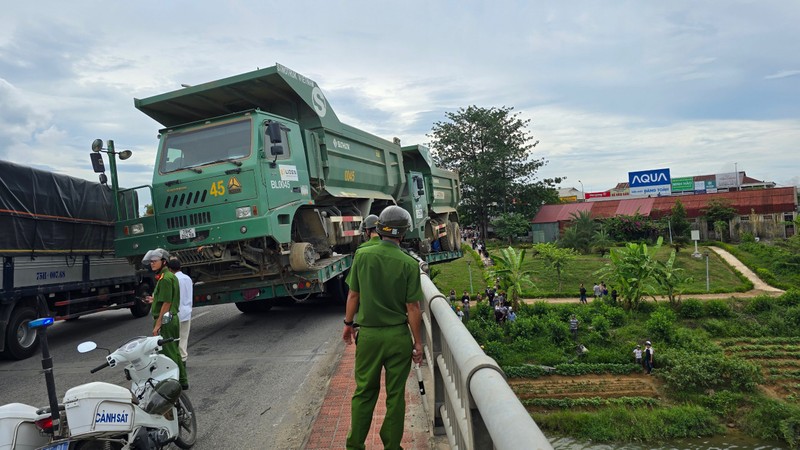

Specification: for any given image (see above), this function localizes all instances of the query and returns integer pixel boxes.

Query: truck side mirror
[415,176,424,196]
[270,144,284,156]
[90,153,106,173]
[267,122,282,144]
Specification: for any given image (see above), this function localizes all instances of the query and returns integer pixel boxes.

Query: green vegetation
[716,239,800,290]
[456,289,800,446]
[532,406,723,442]
[435,244,749,299]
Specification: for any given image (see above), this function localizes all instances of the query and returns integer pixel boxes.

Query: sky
[1,1,799,196]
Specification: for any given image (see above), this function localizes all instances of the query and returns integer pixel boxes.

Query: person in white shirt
[168,258,193,363]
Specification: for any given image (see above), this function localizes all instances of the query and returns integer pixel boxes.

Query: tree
[558,210,598,254]
[700,200,736,241]
[666,199,691,243]
[492,212,531,244]
[652,249,692,306]
[595,237,664,311]
[533,243,577,292]
[591,228,614,257]
[487,246,535,309]
[429,106,560,240]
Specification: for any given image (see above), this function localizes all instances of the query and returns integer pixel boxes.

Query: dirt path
[511,245,785,304]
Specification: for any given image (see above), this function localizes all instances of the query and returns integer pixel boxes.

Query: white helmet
[142,248,170,265]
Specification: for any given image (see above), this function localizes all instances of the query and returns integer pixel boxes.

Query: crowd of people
[448,282,516,325]
[579,281,618,305]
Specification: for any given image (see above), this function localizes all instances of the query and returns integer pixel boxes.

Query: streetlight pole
[578,180,584,202]
[467,260,474,294]
[705,251,710,292]
[90,139,133,222]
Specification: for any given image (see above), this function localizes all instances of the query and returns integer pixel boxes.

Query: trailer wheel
[3,305,39,360]
[130,282,152,318]
[325,272,349,304]
[289,242,315,271]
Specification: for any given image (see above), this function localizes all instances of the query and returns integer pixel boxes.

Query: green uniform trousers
[159,318,188,386]
[346,324,412,450]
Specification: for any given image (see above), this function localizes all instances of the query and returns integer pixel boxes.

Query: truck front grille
[166,212,212,229]
[164,190,208,210]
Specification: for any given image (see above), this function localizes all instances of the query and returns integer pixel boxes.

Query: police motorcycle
[0,312,197,450]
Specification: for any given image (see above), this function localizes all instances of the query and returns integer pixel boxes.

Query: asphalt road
[0,297,346,449]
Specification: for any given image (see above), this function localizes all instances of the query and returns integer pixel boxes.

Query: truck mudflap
[425,250,463,264]
[192,254,352,306]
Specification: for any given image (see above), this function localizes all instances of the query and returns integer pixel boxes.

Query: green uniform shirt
[151,269,180,319]
[356,235,381,251]
[346,240,422,327]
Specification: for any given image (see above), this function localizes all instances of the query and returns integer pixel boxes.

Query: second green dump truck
[106,64,461,311]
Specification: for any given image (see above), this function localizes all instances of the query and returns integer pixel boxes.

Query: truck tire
[3,305,39,360]
[325,272,349,304]
[289,242,314,271]
[235,300,272,314]
[130,282,152,318]
[452,223,461,249]
[441,222,455,252]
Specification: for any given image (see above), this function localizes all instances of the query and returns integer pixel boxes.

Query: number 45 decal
[209,180,226,197]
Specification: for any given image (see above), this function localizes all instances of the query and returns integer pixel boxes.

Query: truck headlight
[131,223,145,235]
[236,206,252,219]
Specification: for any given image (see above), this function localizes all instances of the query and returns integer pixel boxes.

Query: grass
[432,243,751,298]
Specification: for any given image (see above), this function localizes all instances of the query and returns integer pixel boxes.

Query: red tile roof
[533,187,797,223]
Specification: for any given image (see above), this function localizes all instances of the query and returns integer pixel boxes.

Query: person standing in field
[579,283,587,304]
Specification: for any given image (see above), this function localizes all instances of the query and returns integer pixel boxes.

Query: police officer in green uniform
[342,206,424,450]
[143,248,189,389]
[358,214,380,250]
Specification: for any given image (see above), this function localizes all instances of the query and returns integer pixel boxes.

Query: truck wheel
[441,222,455,252]
[235,300,272,314]
[452,223,461,249]
[325,272,349,304]
[3,305,39,360]
[289,242,315,271]
[130,282,152,318]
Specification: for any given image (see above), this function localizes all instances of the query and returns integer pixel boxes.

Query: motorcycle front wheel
[174,392,198,448]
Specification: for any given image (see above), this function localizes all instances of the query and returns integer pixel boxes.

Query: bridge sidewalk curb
[305,342,435,449]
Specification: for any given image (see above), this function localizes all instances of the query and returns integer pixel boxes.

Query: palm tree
[488,246,535,309]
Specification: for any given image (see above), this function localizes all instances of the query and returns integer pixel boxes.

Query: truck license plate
[41,442,70,450]
[179,228,196,239]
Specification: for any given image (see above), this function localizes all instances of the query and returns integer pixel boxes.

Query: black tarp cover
[0,160,115,255]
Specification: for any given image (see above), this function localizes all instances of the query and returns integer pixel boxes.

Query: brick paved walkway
[305,343,431,449]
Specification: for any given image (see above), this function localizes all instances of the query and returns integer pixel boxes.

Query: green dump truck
[102,64,461,312]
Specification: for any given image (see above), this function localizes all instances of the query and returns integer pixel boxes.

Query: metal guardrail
[417,264,553,450]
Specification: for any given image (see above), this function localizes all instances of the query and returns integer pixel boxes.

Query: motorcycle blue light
[28,317,55,329]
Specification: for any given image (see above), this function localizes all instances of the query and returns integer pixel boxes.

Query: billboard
[629,168,671,196]
[716,172,742,189]
[585,191,611,200]
[671,177,694,192]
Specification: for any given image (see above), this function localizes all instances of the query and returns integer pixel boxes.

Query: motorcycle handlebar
[157,337,178,346]
[90,361,110,374]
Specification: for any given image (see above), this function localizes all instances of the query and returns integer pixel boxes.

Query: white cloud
[0,0,797,202]
[764,70,800,80]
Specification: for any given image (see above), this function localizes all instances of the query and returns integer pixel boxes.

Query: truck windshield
[159,119,252,173]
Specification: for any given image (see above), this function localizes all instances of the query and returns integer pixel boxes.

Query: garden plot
[510,374,662,412]
[719,337,800,399]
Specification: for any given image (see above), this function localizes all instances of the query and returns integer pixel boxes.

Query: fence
[417,260,553,450]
